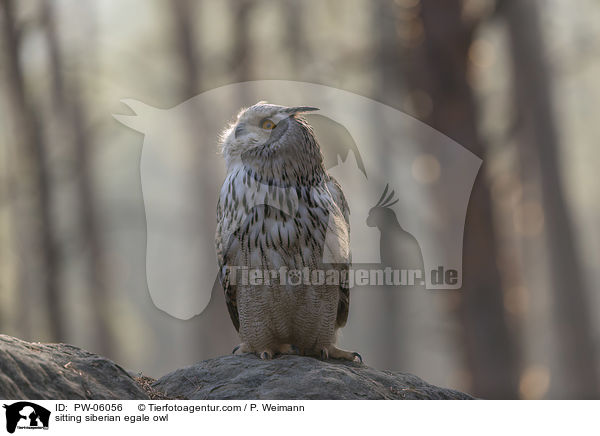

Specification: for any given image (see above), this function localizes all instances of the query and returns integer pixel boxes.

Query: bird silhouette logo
[367,184,424,277]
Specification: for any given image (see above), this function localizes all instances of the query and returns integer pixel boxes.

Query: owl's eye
[260,119,276,130]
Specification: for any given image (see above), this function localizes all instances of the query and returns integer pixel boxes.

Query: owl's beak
[283,106,319,114]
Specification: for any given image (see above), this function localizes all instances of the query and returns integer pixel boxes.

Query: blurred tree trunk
[371,0,405,370]
[402,0,520,398]
[502,0,599,398]
[170,0,232,361]
[231,0,252,101]
[71,83,114,357]
[171,0,200,98]
[41,0,114,356]
[284,0,305,74]
[1,0,64,341]
[169,0,204,361]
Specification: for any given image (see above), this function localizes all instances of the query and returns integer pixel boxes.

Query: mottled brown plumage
[215,102,360,362]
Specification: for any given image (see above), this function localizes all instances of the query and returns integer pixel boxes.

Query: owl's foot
[232,343,251,355]
[320,345,363,363]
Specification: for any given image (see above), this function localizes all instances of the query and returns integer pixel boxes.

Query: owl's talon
[260,350,273,360]
[290,345,300,354]
[232,343,250,355]
[352,352,363,364]
[320,349,329,360]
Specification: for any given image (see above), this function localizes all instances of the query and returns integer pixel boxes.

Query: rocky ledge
[0,335,472,400]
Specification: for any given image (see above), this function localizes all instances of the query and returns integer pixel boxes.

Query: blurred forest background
[1,0,600,399]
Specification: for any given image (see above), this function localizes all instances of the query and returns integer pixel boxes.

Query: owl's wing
[327,176,350,226]
[220,250,240,332]
[215,193,240,332]
[327,176,351,328]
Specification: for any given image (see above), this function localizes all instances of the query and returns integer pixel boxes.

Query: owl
[215,102,361,362]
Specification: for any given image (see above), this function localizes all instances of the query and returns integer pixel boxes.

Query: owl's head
[219,102,322,179]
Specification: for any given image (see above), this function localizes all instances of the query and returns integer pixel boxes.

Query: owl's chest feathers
[220,167,332,266]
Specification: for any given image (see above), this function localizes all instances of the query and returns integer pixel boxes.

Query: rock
[0,335,149,400]
[152,354,473,400]
[0,335,472,400]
